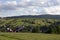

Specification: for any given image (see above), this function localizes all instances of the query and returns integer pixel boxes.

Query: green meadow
[0,33,60,40]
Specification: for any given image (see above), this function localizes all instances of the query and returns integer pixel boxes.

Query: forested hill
[0,15,60,34]
[4,15,60,19]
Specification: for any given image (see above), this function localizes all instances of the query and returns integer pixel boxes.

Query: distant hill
[4,15,60,19]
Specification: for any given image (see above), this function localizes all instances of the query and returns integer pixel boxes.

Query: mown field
[0,33,60,40]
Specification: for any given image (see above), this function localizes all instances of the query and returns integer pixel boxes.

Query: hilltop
[3,15,60,19]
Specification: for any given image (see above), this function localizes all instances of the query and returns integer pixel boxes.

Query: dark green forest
[0,18,60,34]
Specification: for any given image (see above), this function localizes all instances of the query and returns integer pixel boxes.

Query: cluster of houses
[0,22,60,33]
[0,25,50,33]
[0,25,34,32]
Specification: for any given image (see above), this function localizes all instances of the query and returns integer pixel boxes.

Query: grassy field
[0,33,60,40]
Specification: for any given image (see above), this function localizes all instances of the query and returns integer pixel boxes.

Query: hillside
[0,17,60,34]
[5,15,60,19]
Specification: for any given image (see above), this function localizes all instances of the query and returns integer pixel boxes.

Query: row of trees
[0,22,60,34]
[0,18,60,34]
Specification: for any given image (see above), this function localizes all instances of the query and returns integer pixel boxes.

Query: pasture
[0,33,60,40]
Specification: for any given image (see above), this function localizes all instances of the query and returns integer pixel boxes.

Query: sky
[0,0,60,17]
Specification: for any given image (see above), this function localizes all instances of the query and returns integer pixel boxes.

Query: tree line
[0,21,60,34]
[0,18,60,34]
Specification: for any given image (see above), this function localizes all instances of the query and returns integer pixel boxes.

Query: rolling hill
[4,15,60,19]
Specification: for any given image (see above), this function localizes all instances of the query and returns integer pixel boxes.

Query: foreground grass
[0,33,60,40]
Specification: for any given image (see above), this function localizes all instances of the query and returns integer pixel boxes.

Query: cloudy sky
[0,0,60,17]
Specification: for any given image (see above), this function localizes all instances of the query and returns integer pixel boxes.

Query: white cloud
[44,6,60,15]
[0,0,59,11]
[5,1,17,6]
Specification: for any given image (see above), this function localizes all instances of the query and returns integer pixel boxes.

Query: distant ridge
[3,15,60,19]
